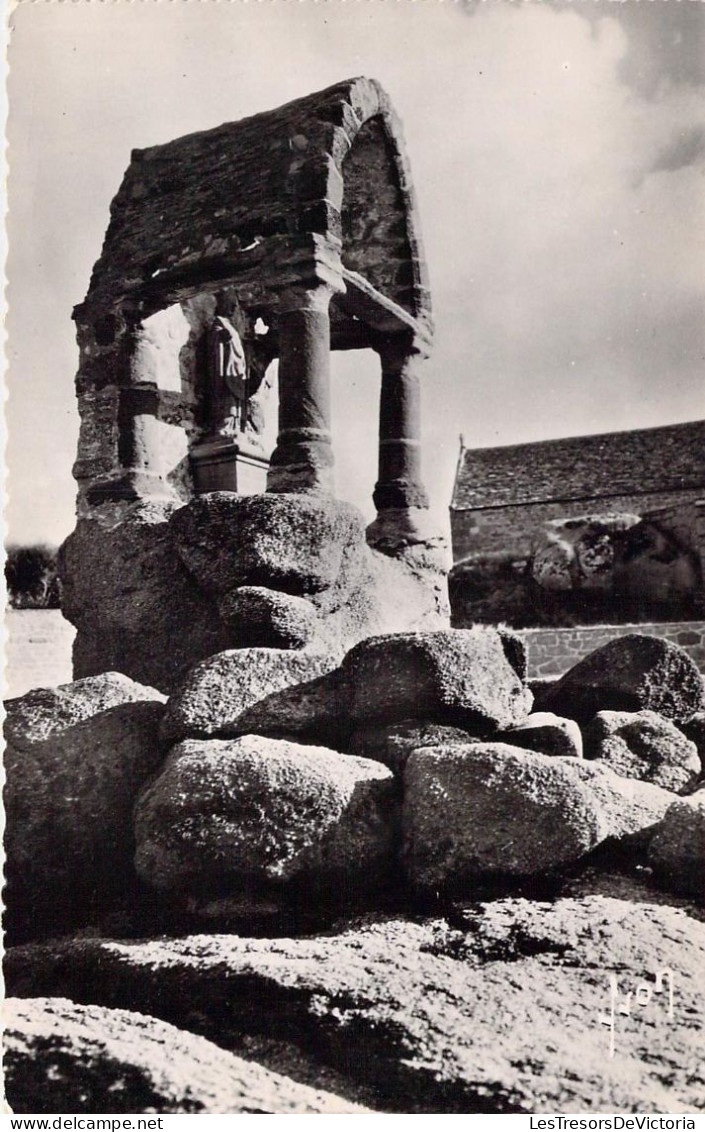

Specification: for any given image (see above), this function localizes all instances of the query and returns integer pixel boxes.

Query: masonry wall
[521,620,705,678]
[451,487,705,563]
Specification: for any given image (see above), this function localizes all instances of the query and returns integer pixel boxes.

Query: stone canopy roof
[78,77,432,350]
[451,420,705,512]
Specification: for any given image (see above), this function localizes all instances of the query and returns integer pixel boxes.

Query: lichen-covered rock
[649,794,705,898]
[219,586,319,649]
[566,758,674,845]
[584,710,701,793]
[342,628,533,733]
[170,492,366,607]
[160,648,339,746]
[7,897,704,1112]
[402,744,673,890]
[134,735,396,898]
[497,712,583,759]
[58,501,230,693]
[347,719,475,774]
[60,498,449,694]
[4,673,167,941]
[497,626,528,681]
[538,634,705,724]
[4,670,165,748]
[4,998,367,1114]
[224,668,346,747]
[677,711,705,769]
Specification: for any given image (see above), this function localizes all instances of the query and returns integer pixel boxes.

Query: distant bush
[5,544,61,609]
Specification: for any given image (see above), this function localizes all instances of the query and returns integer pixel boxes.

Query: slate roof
[451,420,705,511]
[78,77,431,334]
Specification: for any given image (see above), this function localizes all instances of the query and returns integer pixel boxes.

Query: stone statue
[208,315,248,437]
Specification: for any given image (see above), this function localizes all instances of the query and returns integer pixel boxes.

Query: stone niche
[59,78,450,692]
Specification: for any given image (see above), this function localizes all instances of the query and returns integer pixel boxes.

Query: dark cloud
[607,0,705,96]
[650,124,705,175]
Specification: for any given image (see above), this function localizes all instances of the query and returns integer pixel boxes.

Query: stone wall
[451,487,705,562]
[450,420,705,562]
[522,620,705,678]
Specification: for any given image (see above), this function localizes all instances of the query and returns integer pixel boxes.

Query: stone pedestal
[267,287,335,495]
[190,440,269,496]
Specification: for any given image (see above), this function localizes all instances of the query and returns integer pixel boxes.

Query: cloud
[461,1,705,96]
[544,0,705,97]
[648,124,705,176]
[6,0,704,544]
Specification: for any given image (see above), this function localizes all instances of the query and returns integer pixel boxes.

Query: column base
[366,507,448,560]
[266,428,335,495]
[373,478,430,512]
[266,463,335,495]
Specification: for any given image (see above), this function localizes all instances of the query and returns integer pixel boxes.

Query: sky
[5,0,704,546]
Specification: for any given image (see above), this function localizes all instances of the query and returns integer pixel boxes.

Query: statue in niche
[207,314,249,439]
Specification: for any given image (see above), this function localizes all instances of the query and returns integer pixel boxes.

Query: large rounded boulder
[160,648,340,746]
[402,743,673,891]
[4,673,167,941]
[342,627,533,734]
[584,710,701,793]
[538,634,705,724]
[134,734,396,901]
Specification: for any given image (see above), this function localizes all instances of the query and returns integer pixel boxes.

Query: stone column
[267,286,335,494]
[367,337,437,552]
[82,310,178,506]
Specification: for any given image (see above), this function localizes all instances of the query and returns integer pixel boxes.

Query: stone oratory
[60,78,449,692]
[73,76,433,538]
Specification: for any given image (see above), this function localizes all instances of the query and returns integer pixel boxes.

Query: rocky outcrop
[7,896,703,1112]
[170,492,367,609]
[538,634,705,724]
[58,501,231,694]
[649,794,705,898]
[584,710,701,793]
[402,745,674,890]
[60,494,450,691]
[134,735,396,902]
[496,712,583,759]
[342,628,533,732]
[4,673,167,941]
[5,997,368,1114]
[160,648,339,746]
